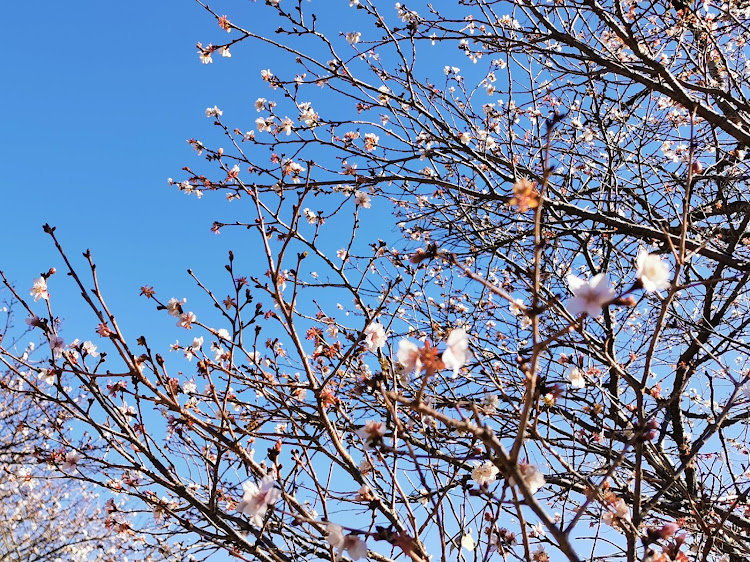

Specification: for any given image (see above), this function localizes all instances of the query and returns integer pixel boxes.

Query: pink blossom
[50,336,65,358]
[363,322,386,352]
[397,340,421,375]
[356,419,386,449]
[636,251,671,292]
[177,312,197,329]
[510,463,545,495]
[441,328,471,376]
[30,277,49,302]
[566,273,614,317]
[326,523,367,561]
[62,451,82,472]
[237,474,281,527]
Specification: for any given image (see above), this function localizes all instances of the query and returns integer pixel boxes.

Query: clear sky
[1,1,285,342]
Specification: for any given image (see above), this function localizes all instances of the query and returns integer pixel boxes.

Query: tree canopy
[3,1,750,561]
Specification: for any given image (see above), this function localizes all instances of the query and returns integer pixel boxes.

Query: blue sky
[1,1,281,342]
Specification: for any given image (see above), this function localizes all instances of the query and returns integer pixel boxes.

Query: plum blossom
[38,369,55,385]
[282,159,304,182]
[327,523,368,561]
[298,102,317,126]
[636,251,671,292]
[354,190,371,208]
[212,341,227,362]
[568,367,586,389]
[481,392,500,413]
[363,132,379,151]
[356,419,386,448]
[377,85,390,105]
[50,336,65,358]
[279,117,294,136]
[198,49,212,64]
[341,536,368,559]
[120,400,136,416]
[166,297,187,317]
[256,117,272,132]
[397,340,422,375]
[363,322,386,352]
[441,328,471,376]
[565,273,614,317]
[237,474,281,527]
[30,277,49,302]
[82,341,99,357]
[509,298,524,316]
[26,314,44,328]
[531,546,548,561]
[62,450,82,472]
[205,105,223,118]
[511,463,545,495]
[177,311,197,329]
[471,460,499,486]
[461,530,476,551]
[602,498,631,527]
[185,336,204,361]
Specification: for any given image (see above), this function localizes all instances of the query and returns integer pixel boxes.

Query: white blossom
[509,298,524,316]
[636,251,671,292]
[602,498,631,527]
[568,367,586,389]
[62,451,82,472]
[327,523,367,561]
[441,328,471,376]
[397,340,422,375]
[354,190,371,208]
[30,277,49,302]
[363,322,386,352]
[566,273,614,317]
[82,341,99,357]
[471,460,499,486]
[166,297,186,317]
[356,419,386,448]
[237,474,280,527]
[511,463,545,495]
[177,311,197,329]
[256,117,272,132]
[279,117,294,136]
[461,530,476,551]
[205,105,223,118]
